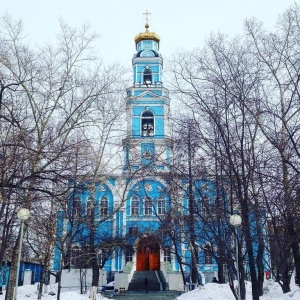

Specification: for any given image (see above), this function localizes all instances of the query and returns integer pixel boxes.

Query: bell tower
[123,13,172,172]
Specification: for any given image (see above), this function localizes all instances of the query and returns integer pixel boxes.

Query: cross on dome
[143,10,151,32]
[134,10,160,47]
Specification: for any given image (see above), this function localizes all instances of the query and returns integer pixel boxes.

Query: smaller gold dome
[134,31,160,44]
[134,23,160,46]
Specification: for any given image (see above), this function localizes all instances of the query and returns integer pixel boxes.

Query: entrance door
[136,237,160,271]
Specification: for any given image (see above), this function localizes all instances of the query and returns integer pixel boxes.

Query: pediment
[135,90,161,98]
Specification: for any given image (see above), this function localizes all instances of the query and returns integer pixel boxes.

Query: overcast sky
[2,0,299,68]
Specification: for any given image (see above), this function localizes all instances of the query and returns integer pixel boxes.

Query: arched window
[125,245,134,263]
[144,197,152,215]
[143,67,152,85]
[70,246,81,267]
[96,249,107,267]
[100,196,108,216]
[131,196,139,216]
[204,244,213,264]
[73,196,81,217]
[86,196,93,215]
[157,197,166,215]
[164,247,171,263]
[141,110,154,137]
[202,195,210,216]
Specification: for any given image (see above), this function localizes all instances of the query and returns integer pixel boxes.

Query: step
[107,290,183,300]
[128,271,162,291]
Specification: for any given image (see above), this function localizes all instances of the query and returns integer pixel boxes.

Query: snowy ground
[2,280,299,300]
[177,280,300,300]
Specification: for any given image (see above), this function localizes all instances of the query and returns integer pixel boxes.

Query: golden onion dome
[134,23,160,45]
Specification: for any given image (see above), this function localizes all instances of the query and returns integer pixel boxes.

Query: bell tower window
[143,67,152,85]
[141,110,154,136]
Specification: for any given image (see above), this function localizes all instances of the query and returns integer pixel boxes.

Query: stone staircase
[109,291,183,300]
[127,271,164,292]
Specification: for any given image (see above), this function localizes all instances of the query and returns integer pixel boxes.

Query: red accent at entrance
[136,237,160,271]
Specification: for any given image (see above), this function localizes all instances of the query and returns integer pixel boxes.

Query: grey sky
[2,0,299,67]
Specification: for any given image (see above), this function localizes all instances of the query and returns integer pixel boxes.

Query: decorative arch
[126,179,169,217]
[126,179,168,199]
[140,50,155,57]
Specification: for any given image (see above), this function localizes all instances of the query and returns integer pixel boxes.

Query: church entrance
[136,236,160,271]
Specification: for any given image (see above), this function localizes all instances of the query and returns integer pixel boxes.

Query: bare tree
[168,28,267,299]
[167,4,300,296]
[245,4,300,292]
[0,14,127,299]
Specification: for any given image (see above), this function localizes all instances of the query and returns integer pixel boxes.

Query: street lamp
[230,214,242,300]
[14,208,30,300]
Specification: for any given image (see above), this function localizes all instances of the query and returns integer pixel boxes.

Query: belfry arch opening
[136,235,160,271]
[141,110,154,136]
[143,67,152,85]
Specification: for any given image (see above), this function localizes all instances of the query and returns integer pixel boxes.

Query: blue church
[53,19,220,291]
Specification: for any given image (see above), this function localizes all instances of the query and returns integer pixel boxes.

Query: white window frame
[131,196,139,216]
[144,197,152,216]
[100,196,109,216]
[157,196,166,215]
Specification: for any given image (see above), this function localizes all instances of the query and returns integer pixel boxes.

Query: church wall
[52,174,226,283]
[53,211,64,271]
[131,117,140,137]
[156,116,164,137]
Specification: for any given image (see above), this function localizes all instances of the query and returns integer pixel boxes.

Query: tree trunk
[5,230,20,300]
[172,235,186,287]
[89,191,99,299]
[38,279,44,300]
[292,244,300,287]
[254,210,265,297]
[256,242,265,296]
[281,265,291,293]
[217,262,224,284]
[57,271,62,300]
[240,207,260,300]
[288,218,300,288]
[186,124,200,286]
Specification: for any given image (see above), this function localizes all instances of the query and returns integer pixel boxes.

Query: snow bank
[177,280,299,300]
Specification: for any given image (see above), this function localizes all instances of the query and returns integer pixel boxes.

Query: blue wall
[0,261,43,288]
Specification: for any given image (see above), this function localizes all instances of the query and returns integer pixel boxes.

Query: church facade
[53,21,219,288]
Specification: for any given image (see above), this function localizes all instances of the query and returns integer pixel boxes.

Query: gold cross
[143,10,151,25]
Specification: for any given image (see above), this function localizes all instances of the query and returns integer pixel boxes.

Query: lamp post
[230,214,242,300]
[14,208,30,300]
